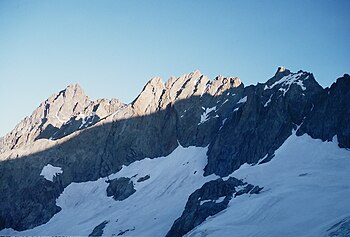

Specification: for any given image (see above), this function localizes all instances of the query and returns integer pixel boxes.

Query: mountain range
[0,67,349,236]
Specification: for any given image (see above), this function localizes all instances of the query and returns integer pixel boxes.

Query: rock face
[0,68,349,233]
[166,178,262,237]
[297,74,350,148]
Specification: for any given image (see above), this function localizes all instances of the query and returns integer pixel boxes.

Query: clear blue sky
[0,0,349,136]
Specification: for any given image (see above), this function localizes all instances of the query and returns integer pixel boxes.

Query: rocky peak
[274,66,290,75]
[62,83,85,96]
[270,66,291,82]
[131,77,165,115]
[163,70,208,101]
[264,68,319,96]
[44,83,90,123]
[2,84,124,151]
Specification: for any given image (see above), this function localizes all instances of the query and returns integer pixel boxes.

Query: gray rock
[106,177,136,201]
[117,226,135,236]
[88,220,109,237]
[249,185,264,194]
[166,177,261,237]
[235,184,254,197]
[137,175,150,182]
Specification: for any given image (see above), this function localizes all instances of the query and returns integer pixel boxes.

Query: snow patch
[78,112,96,129]
[199,196,226,206]
[222,99,229,105]
[198,106,217,124]
[264,94,273,107]
[40,164,63,182]
[219,118,228,131]
[237,96,247,104]
[222,118,228,125]
[216,196,226,203]
[199,200,211,205]
[265,72,307,96]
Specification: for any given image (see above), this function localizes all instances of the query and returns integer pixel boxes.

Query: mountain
[0,68,349,236]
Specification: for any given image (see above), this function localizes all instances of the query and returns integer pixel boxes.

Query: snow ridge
[198,106,217,124]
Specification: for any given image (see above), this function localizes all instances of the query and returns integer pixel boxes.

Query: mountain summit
[0,68,349,237]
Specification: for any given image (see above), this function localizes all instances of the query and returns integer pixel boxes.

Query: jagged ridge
[0,67,349,235]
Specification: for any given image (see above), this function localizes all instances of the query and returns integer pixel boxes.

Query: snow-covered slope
[186,133,350,237]
[0,145,218,236]
[1,132,349,236]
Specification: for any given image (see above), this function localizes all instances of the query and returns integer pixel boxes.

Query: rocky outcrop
[88,220,109,237]
[137,175,150,182]
[166,177,262,237]
[131,77,165,115]
[106,177,136,201]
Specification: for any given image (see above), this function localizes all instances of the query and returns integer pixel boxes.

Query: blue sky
[0,0,349,136]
